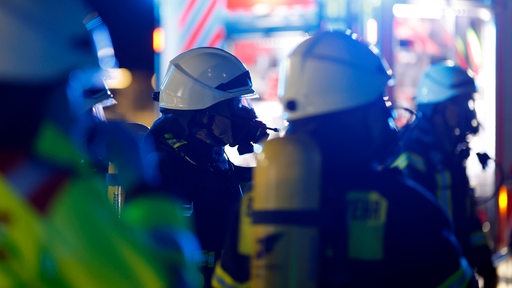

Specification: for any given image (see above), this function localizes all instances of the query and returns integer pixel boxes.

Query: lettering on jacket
[346,191,388,260]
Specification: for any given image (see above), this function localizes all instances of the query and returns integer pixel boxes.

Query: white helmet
[159,47,255,111]
[278,30,392,120]
[415,61,476,104]
[0,0,101,84]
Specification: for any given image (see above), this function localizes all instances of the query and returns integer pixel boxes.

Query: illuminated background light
[153,27,165,53]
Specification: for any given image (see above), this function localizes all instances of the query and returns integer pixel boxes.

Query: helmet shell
[159,47,255,111]
[278,30,392,120]
[0,0,99,84]
[415,61,476,104]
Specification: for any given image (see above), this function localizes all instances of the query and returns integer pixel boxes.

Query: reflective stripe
[390,153,408,170]
[238,194,252,256]
[211,261,250,288]
[391,152,427,172]
[408,152,427,172]
[435,171,453,219]
[183,201,194,217]
[107,163,123,218]
[202,250,216,268]
[164,133,187,149]
[438,258,473,288]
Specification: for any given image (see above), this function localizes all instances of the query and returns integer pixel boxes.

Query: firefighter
[144,47,271,287]
[392,61,497,287]
[0,0,201,286]
[79,79,157,215]
[212,30,477,287]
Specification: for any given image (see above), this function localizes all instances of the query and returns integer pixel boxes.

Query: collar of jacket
[169,132,232,172]
[157,117,232,172]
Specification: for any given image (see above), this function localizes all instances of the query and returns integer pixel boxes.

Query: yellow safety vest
[0,122,200,287]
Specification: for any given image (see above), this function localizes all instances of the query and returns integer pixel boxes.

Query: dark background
[86,0,155,72]
[85,0,158,125]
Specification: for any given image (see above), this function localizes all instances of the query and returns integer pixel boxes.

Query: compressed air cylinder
[251,134,321,288]
[106,162,124,218]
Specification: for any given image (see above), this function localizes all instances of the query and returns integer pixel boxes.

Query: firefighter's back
[318,166,474,287]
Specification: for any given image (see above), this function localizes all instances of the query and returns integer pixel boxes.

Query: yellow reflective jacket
[0,122,201,287]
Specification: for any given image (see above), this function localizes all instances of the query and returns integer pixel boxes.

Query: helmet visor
[159,64,256,110]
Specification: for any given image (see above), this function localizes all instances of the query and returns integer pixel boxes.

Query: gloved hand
[233,119,270,155]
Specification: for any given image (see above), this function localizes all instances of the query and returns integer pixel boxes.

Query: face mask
[207,97,272,154]
[231,117,270,155]
[446,96,479,145]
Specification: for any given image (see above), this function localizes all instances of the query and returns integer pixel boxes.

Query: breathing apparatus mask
[208,97,274,155]
[417,93,479,143]
[450,94,479,138]
[447,95,479,160]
